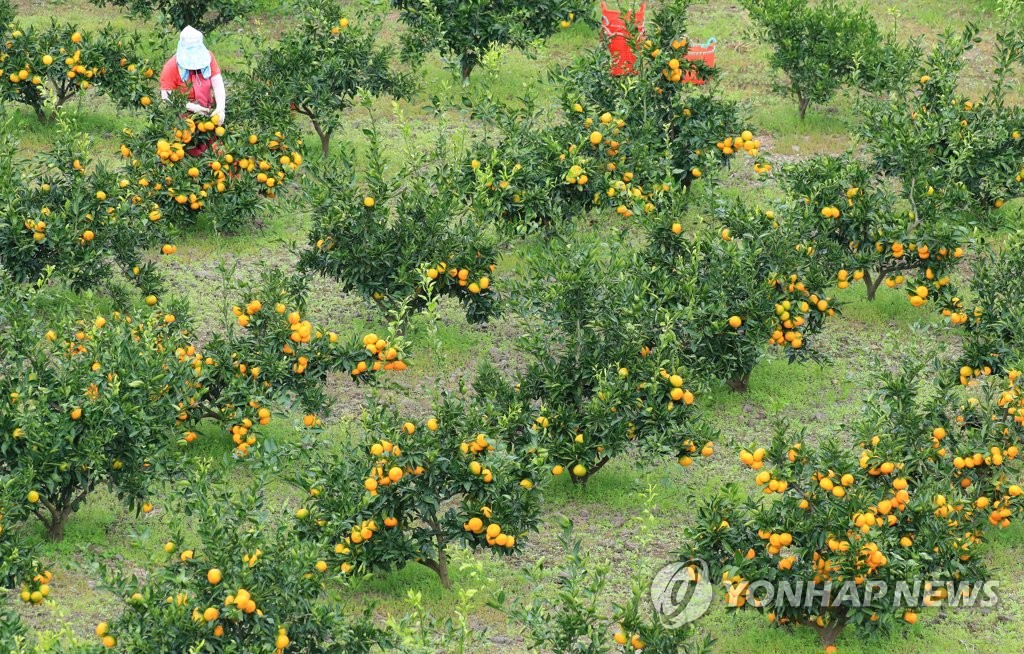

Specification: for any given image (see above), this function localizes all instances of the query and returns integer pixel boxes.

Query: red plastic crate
[601,2,647,76]
[682,37,717,85]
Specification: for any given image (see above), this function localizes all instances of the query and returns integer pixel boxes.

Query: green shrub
[858,26,1024,210]
[92,472,389,652]
[296,392,541,589]
[0,0,14,28]
[742,0,919,119]
[500,518,714,653]
[475,230,717,483]
[239,0,415,157]
[0,603,28,651]
[948,236,1024,380]
[90,0,253,32]
[299,118,500,326]
[393,0,579,81]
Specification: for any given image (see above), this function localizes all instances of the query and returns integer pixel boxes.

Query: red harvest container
[682,37,717,85]
[601,2,647,76]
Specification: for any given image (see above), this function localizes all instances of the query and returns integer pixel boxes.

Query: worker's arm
[211,73,226,125]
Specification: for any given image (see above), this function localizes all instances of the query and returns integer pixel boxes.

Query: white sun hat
[175,26,211,72]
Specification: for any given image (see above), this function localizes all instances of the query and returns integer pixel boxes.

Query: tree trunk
[311,118,331,157]
[46,517,66,543]
[798,95,809,121]
[460,53,477,84]
[814,608,848,647]
[727,373,750,393]
[435,546,450,590]
[570,455,611,485]
[417,521,453,589]
[862,269,883,302]
[418,544,452,589]
[34,105,49,124]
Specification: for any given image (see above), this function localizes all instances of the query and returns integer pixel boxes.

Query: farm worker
[159,26,226,126]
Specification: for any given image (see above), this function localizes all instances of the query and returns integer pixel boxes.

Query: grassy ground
[6,0,1024,652]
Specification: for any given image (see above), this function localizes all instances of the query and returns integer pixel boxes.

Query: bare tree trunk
[570,455,611,486]
[46,518,67,542]
[460,52,478,84]
[814,607,848,647]
[727,373,751,393]
[418,520,453,589]
[862,269,884,302]
[435,546,450,589]
[311,118,331,158]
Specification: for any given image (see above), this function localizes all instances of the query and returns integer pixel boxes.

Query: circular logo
[651,559,713,628]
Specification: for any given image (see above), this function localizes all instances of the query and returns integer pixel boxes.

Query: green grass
[7,0,1024,652]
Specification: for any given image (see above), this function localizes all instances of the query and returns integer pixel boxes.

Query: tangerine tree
[642,199,837,392]
[500,518,714,653]
[557,0,765,189]
[682,364,1024,649]
[0,277,195,542]
[164,265,408,457]
[465,100,669,234]
[91,470,389,652]
[120,98,305,233]
[473,230,717,484]
[945,237,1024,381]
[392,0,578,81]
[299,119,500,326]
[741,0,919,119]
[295,391,541,589]
[781,153,970,305]
[859,26,1024,210]
[0,119,168,295]
[240,1,415,157]
[0,263,407,549]
[0,21,153,123]
[0,474,54,598]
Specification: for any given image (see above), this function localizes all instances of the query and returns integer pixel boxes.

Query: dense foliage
[393,0,579,80]
[90,0,254,32]
[742,0,919,119]
[239,0,415,156]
